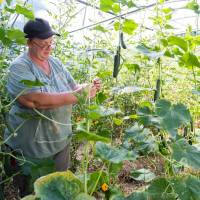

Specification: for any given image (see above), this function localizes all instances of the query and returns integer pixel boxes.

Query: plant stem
[4,88,28,108]
[0,120,26,145]
[192,65,197,89]
[90,164,105,196]
[33,108,72,126]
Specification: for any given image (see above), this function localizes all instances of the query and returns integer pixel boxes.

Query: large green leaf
[109,163,123,178]
[34,170,83,200]
[100,0,113,11]
[6,28,26,44]
[106,186,124,200]
[137,99,192,139]
[87,110,102,120]
[137,106,154,126]
[125,63,140,72]
[100,0,120,13]
[96,92,108,104]
[171,139,200,170]
[121,0,136,8]
[185,0,200,14]
[181,52,200,67]
[167,36,188,52]
[114,19,138,35]
[6,0,12,6]
[95,142,137,163]
[171,175,200,200]
[112,3,120,13]
[147,178,176,200]
[125,192,148,200]
[124,175,200,200]
[122,19,138,34]
[155,100,191,138]
[74,130,110,143]
[125,123,158,153]
[0,27,11,46]
[15,4,35,19]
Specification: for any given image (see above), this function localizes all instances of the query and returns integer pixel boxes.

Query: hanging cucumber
[113,46,121,78]
[154,78,161,101]
[120,32,127,49]
[183,126,192,145]
[190,120,194,132]
[183,126,188,138]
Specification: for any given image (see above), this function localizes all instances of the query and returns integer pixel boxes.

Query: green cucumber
[113,47,121,78]
[154,79,161,101]
[120,32,127,49]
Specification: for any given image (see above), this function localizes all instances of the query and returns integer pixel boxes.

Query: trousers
[3,143,71,197]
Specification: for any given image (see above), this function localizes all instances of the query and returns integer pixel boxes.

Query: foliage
[1,0,200,199]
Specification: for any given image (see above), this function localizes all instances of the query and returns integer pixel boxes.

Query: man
[4,18,100,197]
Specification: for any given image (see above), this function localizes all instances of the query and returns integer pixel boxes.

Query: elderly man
[4,18,100,197]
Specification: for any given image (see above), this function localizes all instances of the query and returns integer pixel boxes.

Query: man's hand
[88,85,97,99]
[92,78,101,91]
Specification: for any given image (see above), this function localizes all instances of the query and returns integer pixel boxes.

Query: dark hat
[23,18,60,39]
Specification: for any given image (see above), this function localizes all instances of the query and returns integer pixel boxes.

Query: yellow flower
[0,0,5,4]
[101,183,109,192]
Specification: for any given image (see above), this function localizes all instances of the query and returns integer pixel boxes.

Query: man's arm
[17,84,97,109]
[18,92,78,109]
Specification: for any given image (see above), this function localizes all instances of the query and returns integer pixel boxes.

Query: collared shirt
[4,52,76,158]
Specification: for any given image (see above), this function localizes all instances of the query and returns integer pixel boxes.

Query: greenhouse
[0,0,200,199]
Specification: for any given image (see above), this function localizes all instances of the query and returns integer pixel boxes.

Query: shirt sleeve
[7,63,41,97]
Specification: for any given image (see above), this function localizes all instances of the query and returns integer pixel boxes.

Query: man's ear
[27,39,32,46]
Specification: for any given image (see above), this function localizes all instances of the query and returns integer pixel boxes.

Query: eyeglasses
[32,40,56,50]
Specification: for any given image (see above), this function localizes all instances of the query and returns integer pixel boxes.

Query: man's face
[28,37,54,60]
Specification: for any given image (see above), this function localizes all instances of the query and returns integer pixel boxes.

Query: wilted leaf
[130,168,156,182]
[34,170,83,200]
